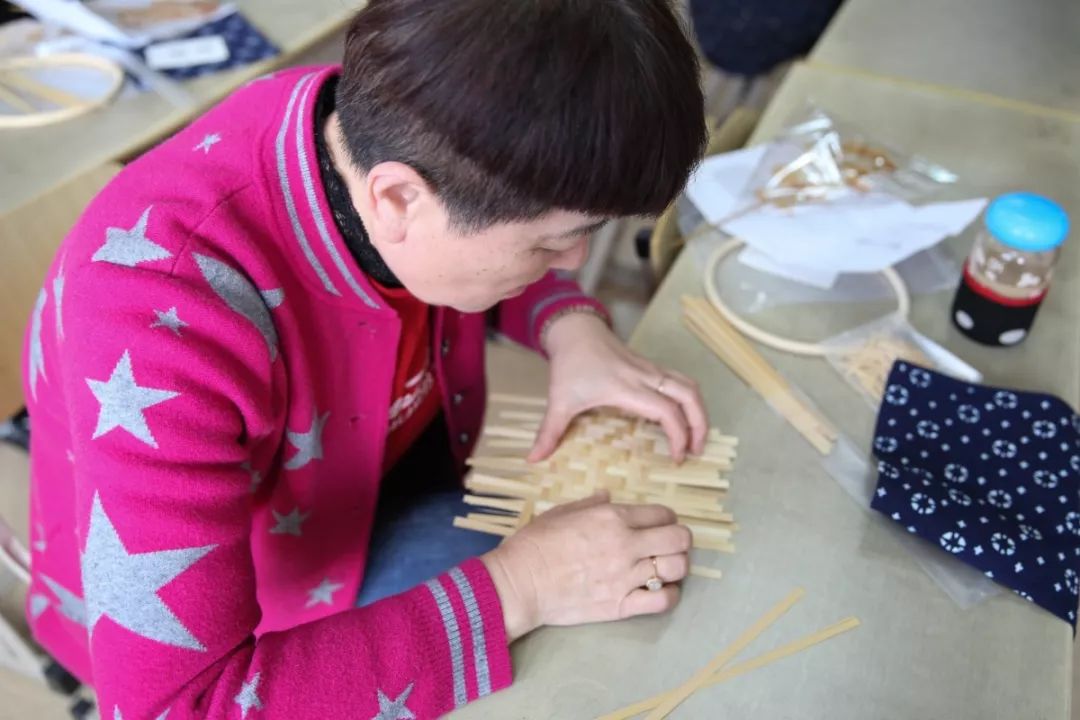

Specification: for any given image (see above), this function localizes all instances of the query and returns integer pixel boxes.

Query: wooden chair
[0,162,121,683]
[647,106,761,281]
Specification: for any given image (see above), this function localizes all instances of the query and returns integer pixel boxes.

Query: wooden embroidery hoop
[702,238,912,357]
[0,53,124,130]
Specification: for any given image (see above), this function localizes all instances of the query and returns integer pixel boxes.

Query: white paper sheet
[684,148,987,287]
[684,145,766,225]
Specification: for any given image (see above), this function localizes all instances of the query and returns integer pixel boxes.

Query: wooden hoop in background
[0,53,124,129]
[702,238,911,357]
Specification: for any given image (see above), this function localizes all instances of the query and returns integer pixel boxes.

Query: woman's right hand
[480,491,692,641]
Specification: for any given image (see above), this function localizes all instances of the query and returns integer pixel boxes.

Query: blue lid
[985,192,1070,252]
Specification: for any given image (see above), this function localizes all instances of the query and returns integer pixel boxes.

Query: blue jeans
[356,491,502,606]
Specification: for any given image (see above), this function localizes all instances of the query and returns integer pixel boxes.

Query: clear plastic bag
[824,436,1001,610]
[739,105,958,210]
[822,314,982,408]
[680,205,964,316]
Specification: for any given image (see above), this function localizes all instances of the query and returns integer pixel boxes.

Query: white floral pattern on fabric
[987,490,1013,510]
[885,385,910,406]
[991,533,1017,556]
[1033,470,1059,489]
[910,493,936,515]
[909,368,932,388]
[944,463,969,484]
[940,531,966,554]
[994,391,1019,410]
[917,421,941,439]
[875,436,899,453]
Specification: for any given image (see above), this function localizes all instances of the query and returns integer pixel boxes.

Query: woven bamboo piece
[455,395,738,566]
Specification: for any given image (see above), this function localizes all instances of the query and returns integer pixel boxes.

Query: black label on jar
[951,268,1046,346]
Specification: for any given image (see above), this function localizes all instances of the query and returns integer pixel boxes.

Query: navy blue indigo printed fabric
[138,12,279,81]
[870,362,1080,626]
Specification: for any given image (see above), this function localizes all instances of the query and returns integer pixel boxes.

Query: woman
[22,1,709,717]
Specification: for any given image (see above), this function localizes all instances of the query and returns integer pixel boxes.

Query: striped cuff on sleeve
[528,291,611,353]
[423,558,512,708]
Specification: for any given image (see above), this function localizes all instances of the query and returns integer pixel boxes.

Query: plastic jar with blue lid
[951,192,1069,346]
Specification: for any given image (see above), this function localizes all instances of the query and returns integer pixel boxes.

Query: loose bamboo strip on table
[596,615,859,720]
[681,299,810,421]
[707,616,861,686]
[682,299,835,455]
[643,588,805,720]
[682,304,803,416]
[683,298,837,447]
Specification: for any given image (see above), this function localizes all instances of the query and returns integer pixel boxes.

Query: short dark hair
[336,0,706,231]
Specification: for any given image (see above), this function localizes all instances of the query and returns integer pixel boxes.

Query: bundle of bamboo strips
[833,332,931,400]
[681,296,837,455]
[456,395,738,571]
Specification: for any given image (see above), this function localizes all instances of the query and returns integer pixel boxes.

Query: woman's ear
[364,162,430,245]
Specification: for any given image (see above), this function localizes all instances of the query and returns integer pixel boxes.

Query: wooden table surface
[453,62,1079,720]
[811,0,1080,117]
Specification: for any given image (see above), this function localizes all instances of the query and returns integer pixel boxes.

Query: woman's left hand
[529,312,708,463]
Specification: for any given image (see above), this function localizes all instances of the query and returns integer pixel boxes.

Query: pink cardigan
[22,65,607,719]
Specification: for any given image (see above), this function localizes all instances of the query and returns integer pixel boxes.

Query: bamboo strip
[685,299,838,449]
[646,470,729,490]
[464,473,542,498]
[674,510,734,526]
[688,565,724,580]
[643,588,805,719]
[636,424,739,447]
[489,393,547,407]
[484,438,533,450]
[708,617,861,686]
[483,426,537,440]
[596,615,858,720]
[465,512,519,527]
[452,516,514,537]
[463,494,526,513]
[684,522,734,541]
[497,409,544,422]
[682,302,835,455]
[690,537,736,553]
[467,457,531,475]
